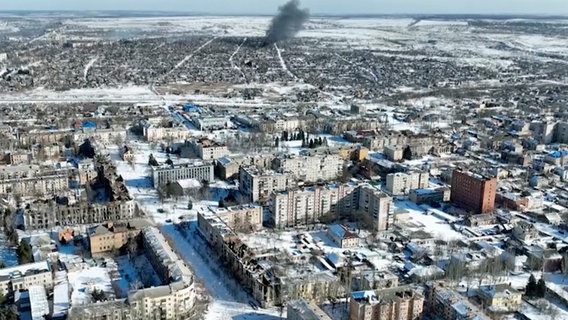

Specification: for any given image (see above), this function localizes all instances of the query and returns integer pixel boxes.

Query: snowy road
[229,38,248,82]
[161,224,282,320]
[165,37,217,77]
[273,43,297,80]
[83,56,99,82]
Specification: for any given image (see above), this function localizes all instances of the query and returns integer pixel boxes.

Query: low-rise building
[189,138,230,160]
[0,261,52,296]
[477,284,522,312]
[88,221,148,255]
[425,281,490,320]
[409,188,450,205]
[327,224,359,248]
[287,299,332,320]
[349,286,424,320]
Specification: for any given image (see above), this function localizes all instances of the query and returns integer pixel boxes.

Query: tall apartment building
[349,286,424,320]
[272,153,344,183]
[358,185,393,232]
[239,165,295,202]
[152,162,214,188]
[0,165,69,195]
[270,183,357,228]
[450,169,497,214]
[386,172,429,195]
[189,138,229,160]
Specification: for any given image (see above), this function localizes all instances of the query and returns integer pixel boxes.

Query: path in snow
[229,38,248,83]
[165,37,217,77]
[83,56,99,82]
[334,53,378,82]
[274,43,298,80]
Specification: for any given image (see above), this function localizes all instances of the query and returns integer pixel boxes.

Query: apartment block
[207,204,263,232]
[357,185,394,232]
[197,211,342,307]
[0,261,53,296]
[239,165,295,202]
[349,286,424,320]
[189,138,229,160]
[386,171,429,195]
[23,199,136,230]
[0,165,69,195]
[270,183,357,228]
[141,120,191,142]
[152,162,214,188]
[450,169,497,214]
[272,153,344,183]
[131,227,195,319]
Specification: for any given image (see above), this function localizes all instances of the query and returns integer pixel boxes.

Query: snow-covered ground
[68,266,114,305]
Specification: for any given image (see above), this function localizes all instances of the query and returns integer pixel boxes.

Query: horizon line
[0,10,567,18]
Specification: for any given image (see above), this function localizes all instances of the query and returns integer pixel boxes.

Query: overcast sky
[3,0,568,15]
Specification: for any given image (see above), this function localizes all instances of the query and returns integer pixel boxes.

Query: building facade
[272,153,345,183]
[270,183,357,229]
[0,165,69,195]
[386,172,429,196]
[23,200,136,230]
[189,138,229,160]
[349,287,424,320]
[152,162,214,188]
[450,169,497,214]
[88,221,145,255]
[0,261,52,296]
[239,165,295,202]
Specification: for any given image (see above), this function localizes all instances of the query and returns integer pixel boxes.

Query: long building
[270,183,357,229]
[450,168,496,214]
[272,153,345,183]
[349,286,424,320]
[23,199,136,230]
[0,165,69,195]
[152,162,214,188]
[239,165,295,202]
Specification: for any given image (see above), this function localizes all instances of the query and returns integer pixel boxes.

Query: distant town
[0,6,568,320]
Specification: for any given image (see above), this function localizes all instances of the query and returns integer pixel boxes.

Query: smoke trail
[264,0,310,45]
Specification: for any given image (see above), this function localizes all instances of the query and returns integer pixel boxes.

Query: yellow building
[88,221,146,255]
[478,284,522,311]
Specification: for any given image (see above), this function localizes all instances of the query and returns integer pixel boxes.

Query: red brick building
[450,169,496,214]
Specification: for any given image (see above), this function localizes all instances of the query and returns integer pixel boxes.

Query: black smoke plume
[264,0,310,45]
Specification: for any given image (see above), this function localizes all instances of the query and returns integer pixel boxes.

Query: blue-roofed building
[327,224,359,248]
[183,103,200,113]
[81,120,97,133]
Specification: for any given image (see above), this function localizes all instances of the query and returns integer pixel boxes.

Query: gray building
[152,162,214,188]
